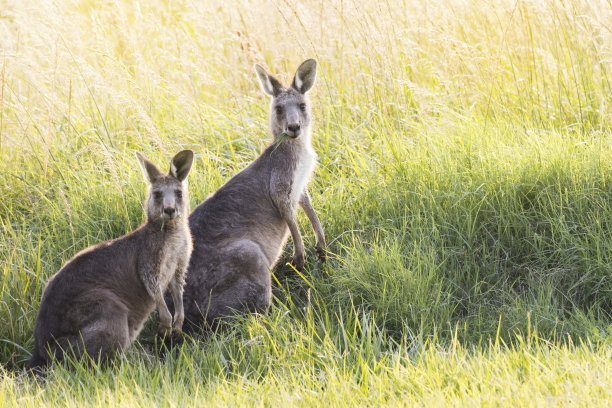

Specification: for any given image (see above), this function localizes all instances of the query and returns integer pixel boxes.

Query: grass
[1,0,611,405]
[1,309,611,406]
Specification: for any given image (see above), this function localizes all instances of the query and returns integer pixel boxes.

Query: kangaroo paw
[316,245,327,262]
[291,253,305,271]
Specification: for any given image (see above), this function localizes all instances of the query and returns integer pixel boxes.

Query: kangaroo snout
[163,207,177,218]
[287,123,301,138]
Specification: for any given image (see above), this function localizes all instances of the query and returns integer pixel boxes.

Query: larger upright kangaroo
[181,59,326,330]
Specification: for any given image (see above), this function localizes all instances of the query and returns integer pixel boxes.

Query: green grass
[1,0,611,405]
[1,308,611,406]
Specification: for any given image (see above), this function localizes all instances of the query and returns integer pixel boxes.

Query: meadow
[1,0,611,405]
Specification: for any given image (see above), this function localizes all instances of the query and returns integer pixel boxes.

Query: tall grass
[1,0,611,404]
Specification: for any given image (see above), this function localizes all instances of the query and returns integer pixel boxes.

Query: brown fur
[178,59,326,331]
[26,150,194,372]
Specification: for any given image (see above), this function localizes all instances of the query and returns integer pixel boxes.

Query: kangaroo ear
[291,59,317,94]
[255,64,284,97]
[135,152,164,183]
[169,150,194,182]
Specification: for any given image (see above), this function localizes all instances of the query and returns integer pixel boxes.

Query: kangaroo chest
[138,230,188,298]
[158,232,188,288]
[289,147,316,204]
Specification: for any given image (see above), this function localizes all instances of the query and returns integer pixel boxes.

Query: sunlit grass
[1,0,611,405]
[1,306,611,406]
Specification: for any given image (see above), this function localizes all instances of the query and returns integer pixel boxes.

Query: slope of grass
[0,0,611,405]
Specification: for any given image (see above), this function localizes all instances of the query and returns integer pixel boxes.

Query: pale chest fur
[139,227,191,298]
[158,230,191,289]
[290,145,316,204]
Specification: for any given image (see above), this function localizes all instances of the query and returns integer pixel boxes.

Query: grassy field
[1,0,611,405]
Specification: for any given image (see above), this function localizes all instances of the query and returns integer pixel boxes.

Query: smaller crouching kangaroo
[26,150,194,373]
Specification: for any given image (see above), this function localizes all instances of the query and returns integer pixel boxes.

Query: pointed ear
[255,64,284,97]
[291,59,317,94]
[169,150,194,182]
[135,152,164,183]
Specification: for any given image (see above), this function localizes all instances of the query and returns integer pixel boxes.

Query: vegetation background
[1,0,610,405]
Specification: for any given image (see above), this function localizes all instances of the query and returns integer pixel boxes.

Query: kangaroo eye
[275,106,283,115]
[153,191,163,200]
[175,190,182,198]
[299,103,306,111]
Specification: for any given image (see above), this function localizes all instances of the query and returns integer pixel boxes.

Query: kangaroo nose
[287,123,300,133]
[164,207,176,217]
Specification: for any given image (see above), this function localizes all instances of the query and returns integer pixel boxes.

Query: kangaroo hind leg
[205,240,272,325]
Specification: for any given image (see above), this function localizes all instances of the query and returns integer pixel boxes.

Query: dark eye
[275,106,283,115]
[153,191,163,200]
[299,103,306,111]
[175,190,182,198]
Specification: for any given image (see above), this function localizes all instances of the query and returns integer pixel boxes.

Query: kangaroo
[178,59,326,332]
[26,150,194,373]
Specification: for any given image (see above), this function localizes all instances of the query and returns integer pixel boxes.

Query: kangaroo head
[135,150,194,223]
[255,59,317,142]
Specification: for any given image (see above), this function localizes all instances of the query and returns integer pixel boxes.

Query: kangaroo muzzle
[162,196,178,219]
[163,207,177,218]
[286,123,301,138]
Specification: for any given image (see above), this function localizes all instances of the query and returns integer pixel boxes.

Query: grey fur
[179,59,326,331]
[26,150,194,372]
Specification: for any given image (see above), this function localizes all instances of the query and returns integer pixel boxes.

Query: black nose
[164,207,176,217]
[287,123,300,133]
